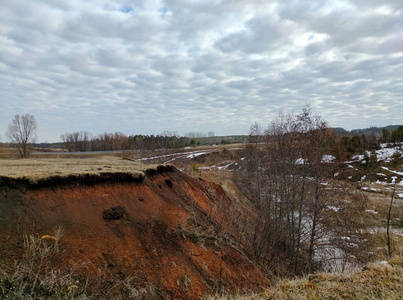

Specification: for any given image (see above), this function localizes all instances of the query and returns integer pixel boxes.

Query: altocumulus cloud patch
[0,0,402,141]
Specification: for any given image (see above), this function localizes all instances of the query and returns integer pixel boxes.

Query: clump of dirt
[103,206,126,221]
[0,164,268,299]
[165,179,173,188]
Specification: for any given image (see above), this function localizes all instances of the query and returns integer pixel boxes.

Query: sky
[0,0,402,142]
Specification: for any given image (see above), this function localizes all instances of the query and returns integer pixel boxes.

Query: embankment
[0,163,267,299]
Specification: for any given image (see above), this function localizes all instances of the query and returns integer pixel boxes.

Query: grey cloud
[0,0,402,141]
[214,17,291,54]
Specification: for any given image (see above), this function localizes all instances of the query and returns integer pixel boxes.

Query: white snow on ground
[295,158,306,164]
[364,187,381,192]
[196,162,236,171]
[369,227,403,237]
[349,144,402,163]
[351,154,364,161]
[186,152,208,159]
[366,209,378,214]
[328,206,340,212]
[137,150,210,162]
[137,149,217,164]
[322,155,335,163]
[361,186,381,192]
[137,153,178,161]
[217,163,234,170]
[198,166,215,170]
[376,146,403,162]
[293,155,338,164]
[377,173,386,176]
[380,142,403,148]
[397,193,403,198]
[381,166,403,176]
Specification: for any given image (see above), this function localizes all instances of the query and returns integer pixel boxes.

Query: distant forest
[54,131,246,152]
[27,125,403,153]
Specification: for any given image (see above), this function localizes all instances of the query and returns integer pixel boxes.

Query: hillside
[331,125,402,136]
[206,258,403,299]
[0,157,267,299]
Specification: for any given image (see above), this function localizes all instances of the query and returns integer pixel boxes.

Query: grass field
[0,156,148,180]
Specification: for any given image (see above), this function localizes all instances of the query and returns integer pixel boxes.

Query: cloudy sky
[1,0,402,142]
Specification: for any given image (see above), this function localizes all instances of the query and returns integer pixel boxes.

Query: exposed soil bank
[0,165,267,299]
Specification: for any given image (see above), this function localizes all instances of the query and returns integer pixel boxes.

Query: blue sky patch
[120,6,133,14]
[158,7,168,15]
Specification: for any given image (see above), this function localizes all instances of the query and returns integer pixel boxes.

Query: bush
[0,232,88,299]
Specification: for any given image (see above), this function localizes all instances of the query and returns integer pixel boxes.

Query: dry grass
[0,147,19,159]
[268,258,403,300]
[0,156,153,180]
[0,232,159,299]
[205,257,403,299]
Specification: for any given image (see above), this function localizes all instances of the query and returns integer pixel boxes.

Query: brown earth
[0,163,268,299]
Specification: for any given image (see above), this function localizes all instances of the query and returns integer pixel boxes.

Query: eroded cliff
[0,160,267,299]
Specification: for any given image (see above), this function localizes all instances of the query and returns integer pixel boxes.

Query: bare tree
[238,106,366,275]
[6,114,37,158]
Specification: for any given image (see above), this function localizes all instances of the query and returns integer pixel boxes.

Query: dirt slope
[0,164,267,299]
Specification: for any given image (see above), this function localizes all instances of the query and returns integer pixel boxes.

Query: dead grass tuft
[205,256,403,299]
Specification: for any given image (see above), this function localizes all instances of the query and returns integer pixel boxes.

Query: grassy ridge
[204,257,403,299]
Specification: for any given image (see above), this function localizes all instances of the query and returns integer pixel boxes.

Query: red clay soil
[0,166,268,299]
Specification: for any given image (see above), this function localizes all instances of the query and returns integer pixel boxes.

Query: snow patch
[322,155,335,163]
[186,152,207,159]
[382,166,403,176]
[376,145,403,162]
[328,206,340,212]
[295,158,306,164]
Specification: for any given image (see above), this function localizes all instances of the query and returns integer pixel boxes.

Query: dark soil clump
[103,206,126,221]
[165,179,173,188]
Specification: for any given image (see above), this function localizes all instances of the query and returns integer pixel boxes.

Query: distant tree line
[337,125,403,154]
[339,133,380,153]
[60,131,186,152]
[59,131,199,152]
[60,131,135,152]
[381,126,403,144]
[59,130,248,152]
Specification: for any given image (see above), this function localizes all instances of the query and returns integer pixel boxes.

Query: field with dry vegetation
[1,133,403,298]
